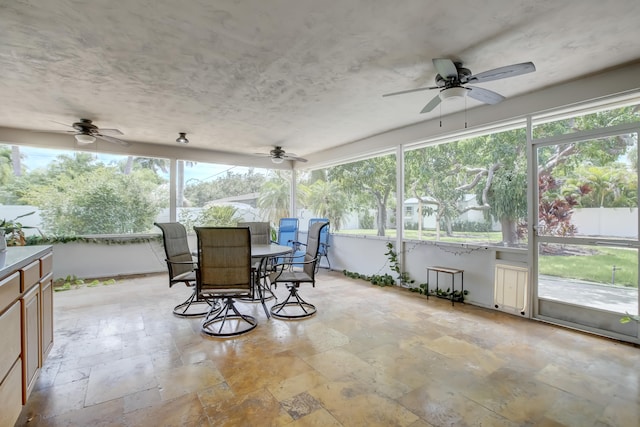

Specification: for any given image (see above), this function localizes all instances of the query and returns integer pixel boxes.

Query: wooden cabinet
[20,260,40,293]
[21,284,40,404]
[0,301,21,383]
[0,358,22,427]
[40,274,54,362]
[0,246,53,426]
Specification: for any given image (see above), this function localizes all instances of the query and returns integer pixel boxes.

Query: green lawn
[539,246,637,288]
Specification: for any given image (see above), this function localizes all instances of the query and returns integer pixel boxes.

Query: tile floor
[14,271,640,426]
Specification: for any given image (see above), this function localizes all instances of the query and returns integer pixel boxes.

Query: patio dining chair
[195,226,257,337]
[154,222,211,317]
[237,221,275,309]
[292,218,330,271]
[269,221,329,319]
[237,221,271,245]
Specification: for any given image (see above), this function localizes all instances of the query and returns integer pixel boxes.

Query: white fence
[572,207,637,238]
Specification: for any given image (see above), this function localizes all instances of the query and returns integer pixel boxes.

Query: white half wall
[328,234,522,309]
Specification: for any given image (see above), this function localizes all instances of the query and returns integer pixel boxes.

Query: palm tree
[306,180,348,230]
[257,174,291,223]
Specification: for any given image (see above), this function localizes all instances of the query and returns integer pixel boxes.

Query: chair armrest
[167,259,196,263]
[166,258,197,267]
[269,255,319,280]
[288,240,306,250]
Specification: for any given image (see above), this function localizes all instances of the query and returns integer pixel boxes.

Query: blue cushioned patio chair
[275,218,299,263]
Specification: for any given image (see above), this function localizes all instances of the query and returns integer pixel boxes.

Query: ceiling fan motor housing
[72,118,98,133]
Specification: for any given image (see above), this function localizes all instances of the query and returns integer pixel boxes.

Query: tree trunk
[411,186,424,239]
[445,217,453,236]
[417,199,423,239]
[500,217,517,246]
[177,161,185,207]
[123,156,134,175]
[377,202,386,236]
[11,146,21,176]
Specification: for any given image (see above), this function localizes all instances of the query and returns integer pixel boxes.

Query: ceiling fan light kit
[176,132,189,144]
[440,86,467,100]
[75,133,96,144]
[253,146,308,163]
[46,118,130,146]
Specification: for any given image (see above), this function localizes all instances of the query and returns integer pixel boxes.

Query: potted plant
[1,211,37,247]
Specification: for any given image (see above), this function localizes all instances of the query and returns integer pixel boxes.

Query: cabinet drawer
[0,358,23,427]
[0,271,20,313]
[21,260,41,292]
[40,252,53,278]
[0,301,21,382]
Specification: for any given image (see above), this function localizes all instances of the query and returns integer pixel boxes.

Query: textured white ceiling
[1,0,640,160]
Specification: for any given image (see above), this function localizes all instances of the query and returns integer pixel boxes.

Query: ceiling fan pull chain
[465,97,468,129]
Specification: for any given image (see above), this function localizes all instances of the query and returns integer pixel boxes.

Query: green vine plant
[341,242,419,289]
[385,242,415,287]
[54,275,117,292]
[620,313,640,324]
[26,235,162,246]
[342,270,395,287]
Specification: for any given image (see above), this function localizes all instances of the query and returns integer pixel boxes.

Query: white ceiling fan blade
[284,154,307,162]
[468,62,536,83]
[382,86,438,97]
[432,58,458,79]
[95,133,131,146]
[467,86,505,105]
[420,94,442,113]
[97,128,124,136]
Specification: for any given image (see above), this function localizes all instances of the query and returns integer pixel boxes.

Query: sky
[9,144,265,184]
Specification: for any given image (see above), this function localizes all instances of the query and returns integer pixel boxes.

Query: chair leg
[314,254,330,274]
[270,284,317,320]
[240,271,275,318]
[201,297,258,337]
[173,288,216,318]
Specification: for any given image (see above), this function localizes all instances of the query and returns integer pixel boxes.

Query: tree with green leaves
[181,204,242,229]
[185,169,266,206]
[20,153,162,235]
[305,179,348,230]
[330,154,396,236]
[405,144,463,240]
[0,146,13,184]
[458,129,528,245]
[24,167,161,234]
[566,165,637,208]
[257,172,292,223]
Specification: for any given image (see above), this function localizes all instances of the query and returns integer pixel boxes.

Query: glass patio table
[248,244,293,317]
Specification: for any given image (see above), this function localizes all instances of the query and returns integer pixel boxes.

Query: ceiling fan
[383,58,536,113]
[49,118,130,146]
[254,146,307,164]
